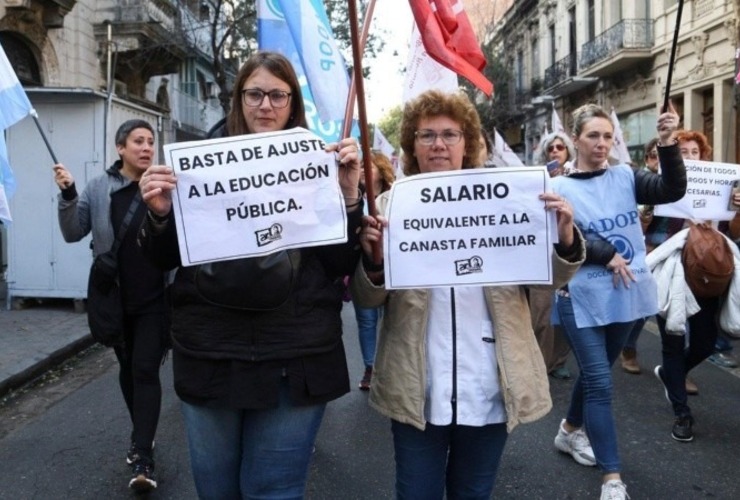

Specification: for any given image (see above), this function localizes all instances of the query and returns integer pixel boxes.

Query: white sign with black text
[163,127,347,266]
[654,159,739,221]
[383,167,555,289]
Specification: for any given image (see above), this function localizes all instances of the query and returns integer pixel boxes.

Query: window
[516,50,524,91]
[549,24,556,65]
[531,37,540,81]
[587,0,595,41]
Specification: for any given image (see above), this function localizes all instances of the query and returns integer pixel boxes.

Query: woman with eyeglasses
[137,52,364,498]
[531,132,578,381]
[351,90,586,499]
[549,103,685,500]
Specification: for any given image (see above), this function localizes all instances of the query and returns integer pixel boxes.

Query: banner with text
[384,167,554,289]
[654,159,739,220]
[164,128,347,266]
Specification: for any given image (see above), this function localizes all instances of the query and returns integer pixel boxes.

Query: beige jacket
[351,192,585,432]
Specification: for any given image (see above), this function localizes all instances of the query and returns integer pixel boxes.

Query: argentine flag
[0,45,33,222]
[257,0,353,144]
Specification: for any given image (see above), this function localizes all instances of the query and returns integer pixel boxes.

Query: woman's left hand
[540,192,574,247]
[326,137,362,199]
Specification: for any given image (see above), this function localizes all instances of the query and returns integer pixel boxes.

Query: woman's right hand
[607,253,636,289]
[360,214,387,263]
[140,165,176,217]
[52,163,74,190]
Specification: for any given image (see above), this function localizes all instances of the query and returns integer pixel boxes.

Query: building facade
[485,0,739,166]
[0,0,227,146]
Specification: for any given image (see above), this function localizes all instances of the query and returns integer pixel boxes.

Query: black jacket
[138,124,362,407]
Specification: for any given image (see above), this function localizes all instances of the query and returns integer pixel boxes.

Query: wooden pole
[347,0,381,264]
[341,0,377,140]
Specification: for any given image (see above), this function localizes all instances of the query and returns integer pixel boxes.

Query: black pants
[114,312,168,459]
[657,295,720,417]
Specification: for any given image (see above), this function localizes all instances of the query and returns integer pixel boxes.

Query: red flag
[408,0,493,96]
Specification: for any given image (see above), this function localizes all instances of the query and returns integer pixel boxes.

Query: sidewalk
[0,295,94,398]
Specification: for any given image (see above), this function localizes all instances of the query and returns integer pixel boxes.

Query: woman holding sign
[136,52,364,498]
[351,89,586,499]
[549,103,685,500]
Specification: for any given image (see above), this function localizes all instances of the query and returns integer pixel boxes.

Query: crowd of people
[52,50,740,499]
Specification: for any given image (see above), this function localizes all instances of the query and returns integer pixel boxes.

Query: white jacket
[645,228,740,335]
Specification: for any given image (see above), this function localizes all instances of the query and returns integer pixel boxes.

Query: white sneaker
[554,419,596,466]
[600,479,629,500]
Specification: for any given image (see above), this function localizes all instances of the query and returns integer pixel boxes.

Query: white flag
[491,128,524,167]
[402,20,459,103]
[610,107,631,165]
[372,128,395,158]
[551,104,565,134]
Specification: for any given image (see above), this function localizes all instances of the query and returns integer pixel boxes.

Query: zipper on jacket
[450,287,458,425]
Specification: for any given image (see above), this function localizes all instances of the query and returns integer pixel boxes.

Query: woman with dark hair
[54,119,169,492]
[352,90,586,499]
[550,103,685,500]
[137,51,363,498]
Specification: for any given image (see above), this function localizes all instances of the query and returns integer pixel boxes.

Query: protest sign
[383,167,554,289]
[654,159,740,220]
[163,127,347,266]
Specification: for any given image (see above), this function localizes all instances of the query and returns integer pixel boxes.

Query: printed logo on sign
[693,199,707,208]
[455,256,483,276]
[256,223,283,247]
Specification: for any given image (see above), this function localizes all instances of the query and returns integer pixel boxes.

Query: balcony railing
[173,85,224,134]
[580,19,653,70]
[544,53,579,90]
[117,0,178,32]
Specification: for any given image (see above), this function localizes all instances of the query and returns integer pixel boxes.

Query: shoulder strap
[110,190,143,255]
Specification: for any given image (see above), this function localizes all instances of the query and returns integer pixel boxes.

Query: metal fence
[580,19,654,70]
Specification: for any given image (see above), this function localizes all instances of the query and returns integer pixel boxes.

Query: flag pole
[29,109,59,164]
[663,0,684,112]
[341,0,377,141]
[347,0,381,264]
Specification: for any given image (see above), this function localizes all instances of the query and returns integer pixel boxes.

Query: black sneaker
[671,415,694,442]
[129,458,157,493]
[126,440,155,465]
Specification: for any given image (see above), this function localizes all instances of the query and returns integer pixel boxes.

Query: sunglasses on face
[547,143,566,153]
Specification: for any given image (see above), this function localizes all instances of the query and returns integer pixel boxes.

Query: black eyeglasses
[547,143,566,153]
[646,151,658,159]
[241,88,292,108]
[415,129,464,146]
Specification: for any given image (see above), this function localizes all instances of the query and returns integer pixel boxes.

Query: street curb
[0,334,96,399]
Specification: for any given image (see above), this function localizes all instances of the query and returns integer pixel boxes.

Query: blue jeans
[557,296,635,474]
[181,380,326,499]
[391,420,508,500]
[353,302,380,368]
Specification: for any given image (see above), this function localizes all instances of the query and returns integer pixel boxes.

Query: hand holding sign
[325,136,362,202]
[140,165,176,217]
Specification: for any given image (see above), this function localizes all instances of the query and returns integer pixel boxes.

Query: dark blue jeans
[391,420,508,500]
[657,295,720,418]
[557,295,635,474]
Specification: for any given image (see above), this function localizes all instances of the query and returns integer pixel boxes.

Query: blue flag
[0,44,33,222]
[257,0,354,144]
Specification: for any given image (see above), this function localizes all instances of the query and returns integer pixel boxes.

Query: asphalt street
[0,304,738,499]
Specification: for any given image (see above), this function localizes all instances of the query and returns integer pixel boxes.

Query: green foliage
[460,39,515,134]
[377,105,403,149]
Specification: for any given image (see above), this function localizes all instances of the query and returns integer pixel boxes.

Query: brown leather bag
[682,223,734,298]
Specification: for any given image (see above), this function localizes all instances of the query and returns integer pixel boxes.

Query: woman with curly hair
[352,89,586,499]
